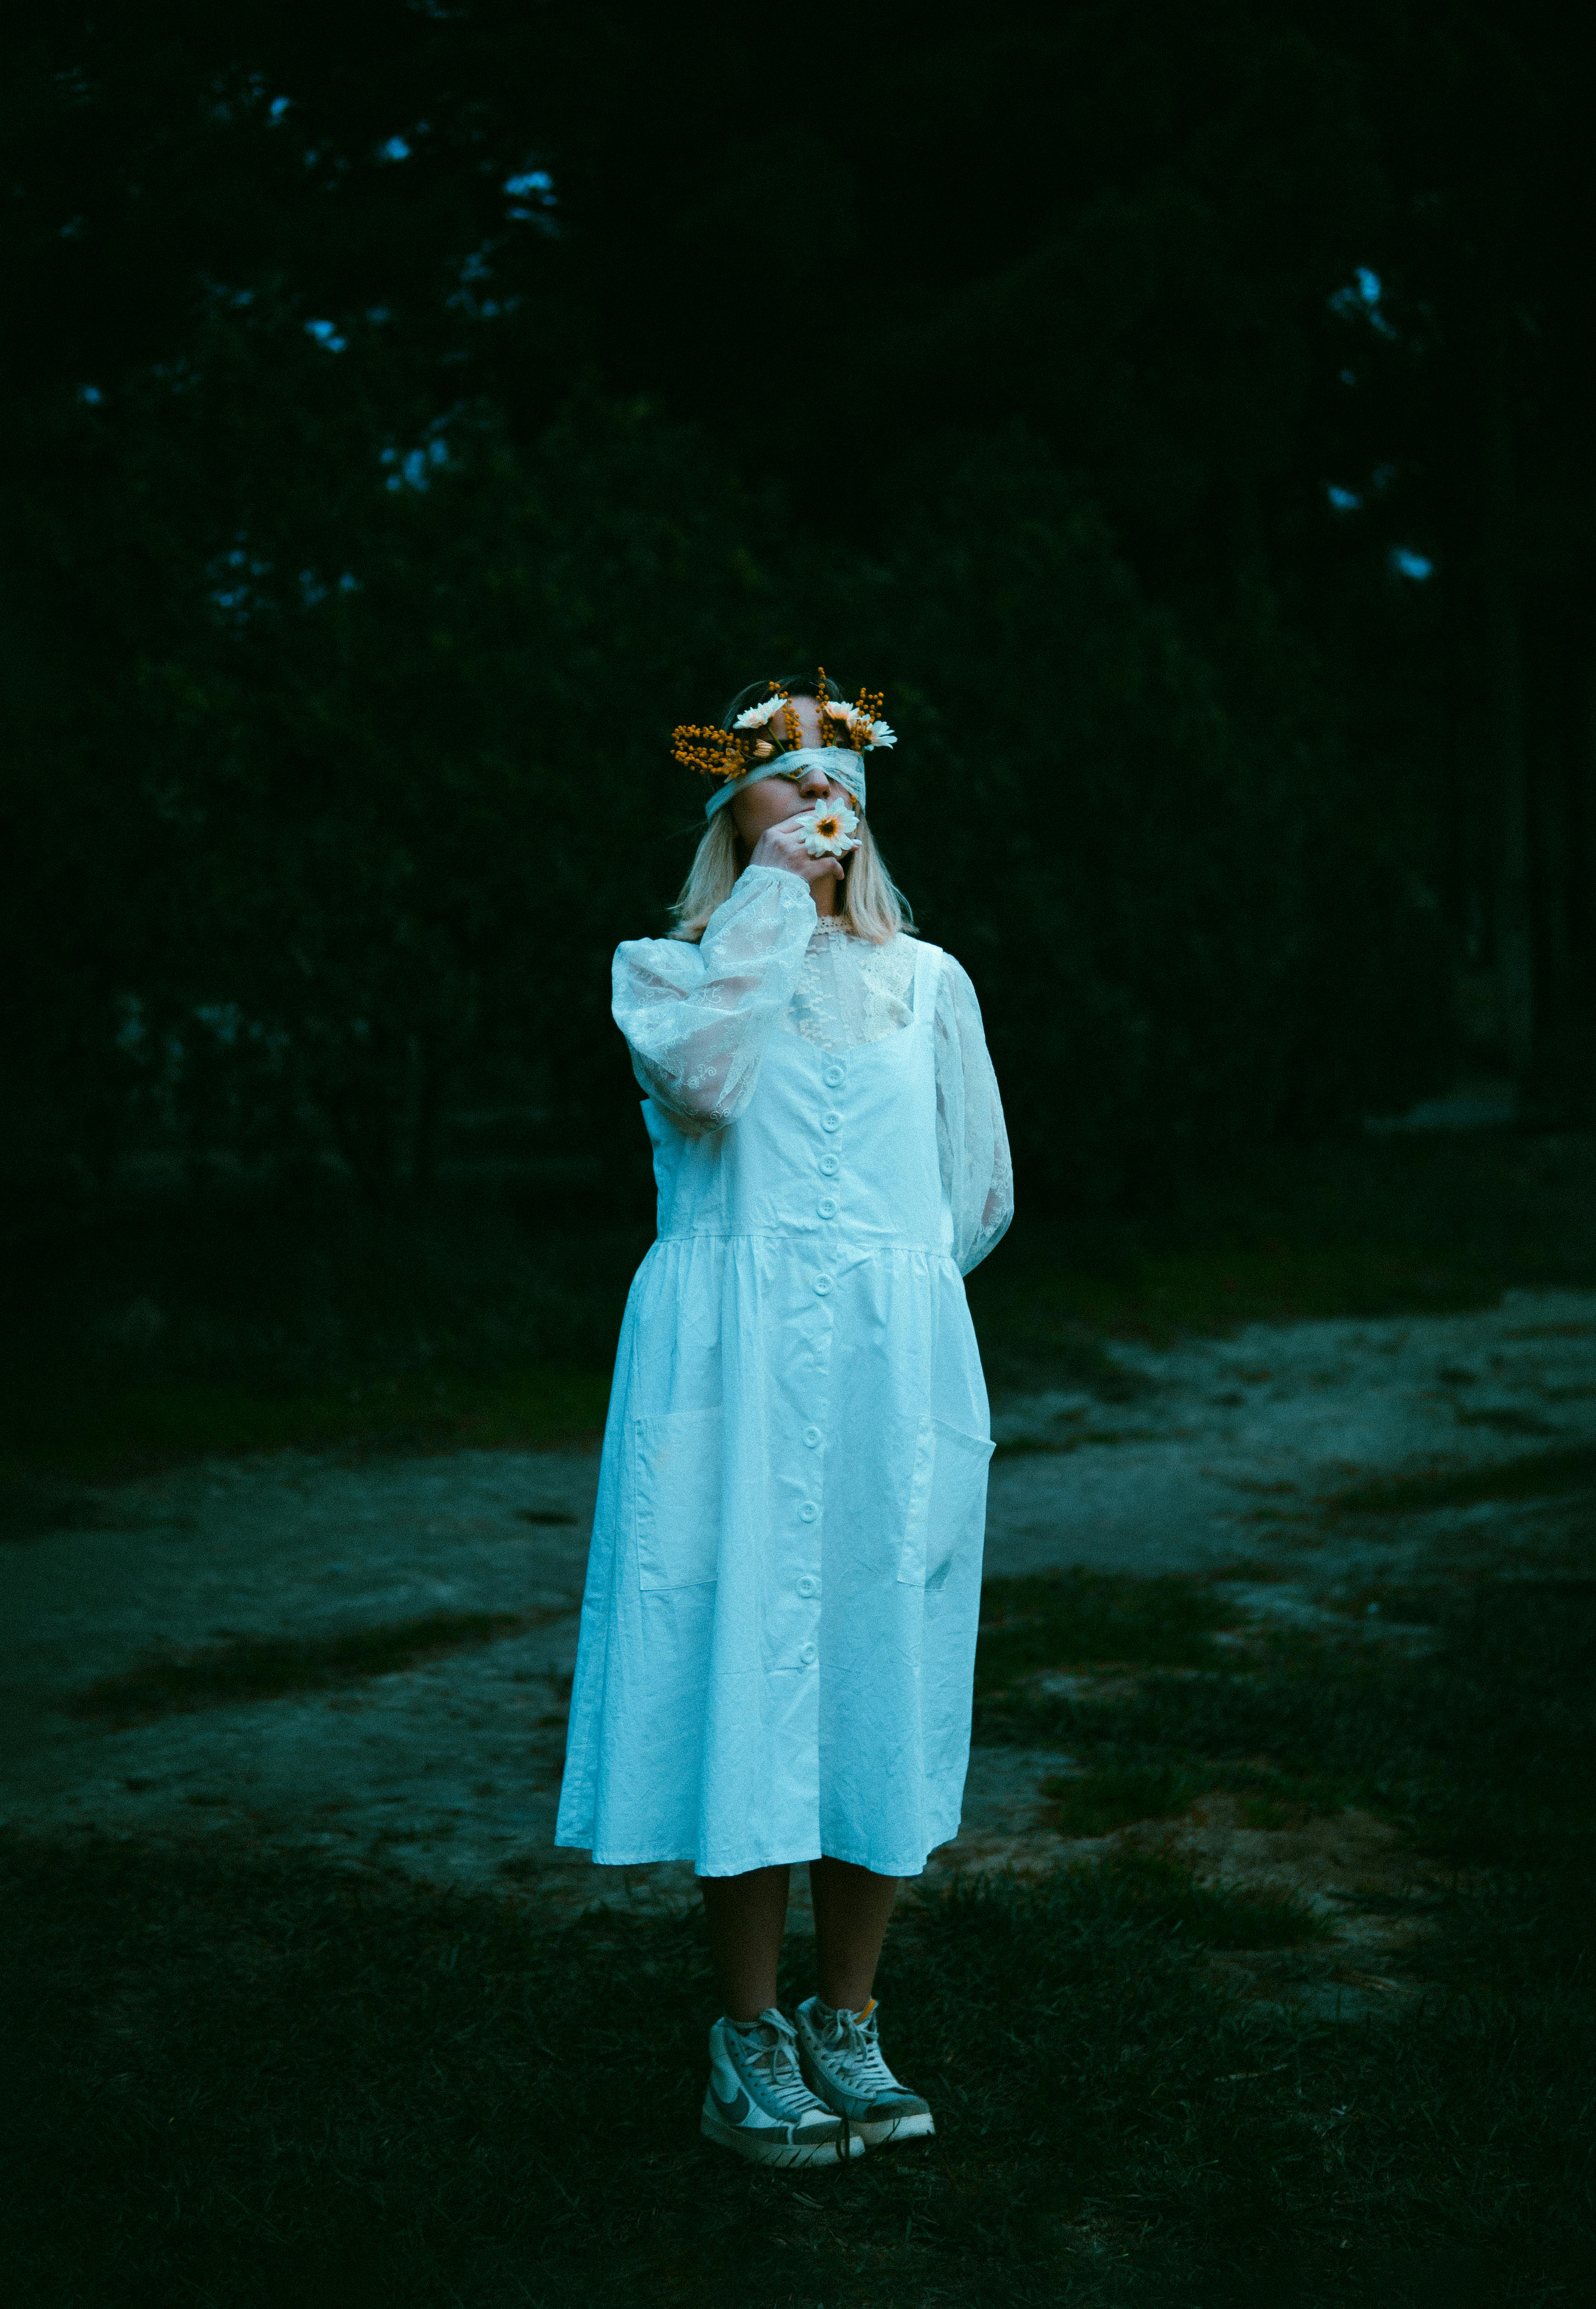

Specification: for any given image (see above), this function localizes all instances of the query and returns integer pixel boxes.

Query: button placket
[791,1047,839,1673]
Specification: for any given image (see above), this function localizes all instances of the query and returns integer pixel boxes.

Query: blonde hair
[670,810,916,944]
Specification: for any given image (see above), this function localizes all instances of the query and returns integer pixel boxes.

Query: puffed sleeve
[612,865,818,1133]
[933,953,1014,1273]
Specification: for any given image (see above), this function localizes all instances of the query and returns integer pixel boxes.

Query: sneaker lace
[742,2014,827,2121]
[830,2008,901,2093]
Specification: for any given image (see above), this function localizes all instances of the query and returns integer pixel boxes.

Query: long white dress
[555,864,1013,1878]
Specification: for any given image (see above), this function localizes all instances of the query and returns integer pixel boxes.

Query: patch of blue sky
[382,438,449,492]
[505,168,558,229]
[1330,265,1397,339]
[195,1003,244,1047]
[115,996,147,1054]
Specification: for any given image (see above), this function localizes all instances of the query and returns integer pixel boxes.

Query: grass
[1330,1439,1596,1516]
[975,1568,1239,1688]
[964,1128,1596,1381]
[991,1427,1156,1459]
[976,1574,1596,1875]
[6,1573,1594,2303]
[65,1610,530,1725]
[1038,1760,1358,1840]
[5,1126,1596,1475]
[0,1363,613,1493]
[0,1827,1587,2309]
[3,1365,614,1483]
[0,1171,644,1481]
[1079,1849,1332,1948]
[5,1130,1596,2295]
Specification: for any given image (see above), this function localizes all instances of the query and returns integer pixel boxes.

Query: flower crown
[670,668,897,786]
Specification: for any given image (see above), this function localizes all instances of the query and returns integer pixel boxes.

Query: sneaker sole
[700,2111,864,2168]
[853,2109,936,2149]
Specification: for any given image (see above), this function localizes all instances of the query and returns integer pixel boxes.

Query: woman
[556,672,1012,2167]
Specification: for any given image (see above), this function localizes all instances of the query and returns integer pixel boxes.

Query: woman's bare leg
[699,1866,791,2022]
[810,1857,899,2012]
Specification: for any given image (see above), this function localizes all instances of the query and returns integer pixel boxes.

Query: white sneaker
[795,1996,934,2149]
[700,2009,864,2168]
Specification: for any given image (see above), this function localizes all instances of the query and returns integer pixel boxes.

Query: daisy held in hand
[798,795,860,858]
[556,662,1013,2168]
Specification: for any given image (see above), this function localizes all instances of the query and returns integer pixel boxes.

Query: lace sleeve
[612,866,817,1133]
[933,954,1014,1274]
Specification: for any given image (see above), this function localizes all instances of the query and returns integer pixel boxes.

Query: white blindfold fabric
[704,746,866,821]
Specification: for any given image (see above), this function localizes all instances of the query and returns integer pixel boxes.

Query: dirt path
[6,1288,1594,1937]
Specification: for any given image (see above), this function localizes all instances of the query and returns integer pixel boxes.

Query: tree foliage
[3,2,1587,1210]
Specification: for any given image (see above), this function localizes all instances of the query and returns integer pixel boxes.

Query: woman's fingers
[748,816,851,887]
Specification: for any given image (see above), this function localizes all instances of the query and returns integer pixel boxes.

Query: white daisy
[818,699,895,751]
[797,797,861,857]
[733,695,789,732]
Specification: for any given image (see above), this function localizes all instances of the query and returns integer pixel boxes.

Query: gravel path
[6,1288,1594,1926]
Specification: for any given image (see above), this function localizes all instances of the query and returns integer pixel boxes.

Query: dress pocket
[897,1416,995,1589]
[632,1404,724,1591]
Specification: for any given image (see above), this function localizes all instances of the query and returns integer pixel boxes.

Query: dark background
[8,19,1596,2301]
[5,0,1593,1456]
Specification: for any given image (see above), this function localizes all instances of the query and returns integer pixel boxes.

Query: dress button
[799,1643,818,1666]
[799,1502,819,1523]
[797,1574,819,1598]
[802,1425,822,1448]
[821,1111,842,1133]
[818,1154,840,1177]
[817,1197,838,1220]
[813,1276,832,1297]
[823,1065,845,1088]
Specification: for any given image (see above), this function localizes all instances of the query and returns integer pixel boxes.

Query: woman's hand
[748,812,846,892]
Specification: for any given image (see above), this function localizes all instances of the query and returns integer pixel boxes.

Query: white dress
[555,864,1013,1878]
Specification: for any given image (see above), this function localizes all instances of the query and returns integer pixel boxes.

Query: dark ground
[4,1129,1596,2306]
[6,1569,1595,2307]
[7,1126,1596,1483]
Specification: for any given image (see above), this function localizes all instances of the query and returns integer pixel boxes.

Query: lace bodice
[786,915,917,1052]
[612,866,1013,1273]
